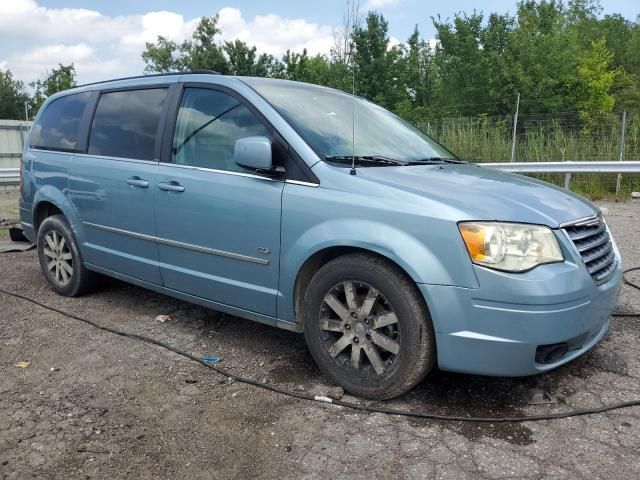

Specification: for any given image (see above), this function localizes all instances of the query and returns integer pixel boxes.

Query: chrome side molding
[83,222,270,265]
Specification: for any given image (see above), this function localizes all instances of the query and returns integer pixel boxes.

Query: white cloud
[120,11,191,48]
[0,1,336,85]
[363,0,400,10]
[6,44,124,82]
[217,8,334,56]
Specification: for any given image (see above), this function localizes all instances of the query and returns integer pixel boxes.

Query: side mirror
[234,136,272,171]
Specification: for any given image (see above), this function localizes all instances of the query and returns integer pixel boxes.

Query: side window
[30,92,90,151]
[172,88,271,173]
[88,88,167,161]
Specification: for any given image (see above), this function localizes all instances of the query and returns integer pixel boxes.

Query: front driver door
[154,85,284,317]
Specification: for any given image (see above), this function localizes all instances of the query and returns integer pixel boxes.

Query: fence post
[510,93,520,162]
[560,147,571,190]
[17,124,24,151]
[616,111,626,194]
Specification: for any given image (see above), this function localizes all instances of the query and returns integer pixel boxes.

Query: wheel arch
[280,217,466,324]
[292,245,423,325]
[32,187,81,237]
[33,201,63,233]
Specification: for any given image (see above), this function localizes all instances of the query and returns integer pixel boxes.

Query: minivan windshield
[242,78,456,164]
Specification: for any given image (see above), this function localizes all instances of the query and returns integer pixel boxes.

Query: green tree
[224,40,259,75]
[298,54,332,84]
[223,40,283,77]
[432,11,490,115]
[282,50,341,86]
[407,27,433,105]
[352,12,403,108]
[393,27,436,122]
[596,14,640,110]
[179,16,228,72]
[30,63,77,116]
[497,1,577,113]
[576,37,621,126]
[254,53,285,78]
[142,16,229,73]
[280,49,310,80]
[142,36,179,73]
[138,1,640,124]
[480,13,516,114]
[0,69,29,120]
[143,16,287,77]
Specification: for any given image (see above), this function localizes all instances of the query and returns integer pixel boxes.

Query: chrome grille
[564,217,616,282]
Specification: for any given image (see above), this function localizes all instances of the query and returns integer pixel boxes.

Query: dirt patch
[0,192,19,241]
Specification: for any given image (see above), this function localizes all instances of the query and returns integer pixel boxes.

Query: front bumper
[419,249,622,377]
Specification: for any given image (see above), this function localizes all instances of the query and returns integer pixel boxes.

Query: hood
[357,163,597,228]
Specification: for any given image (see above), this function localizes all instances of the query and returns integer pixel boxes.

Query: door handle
[126,177,149,188]
[158,181,185,193]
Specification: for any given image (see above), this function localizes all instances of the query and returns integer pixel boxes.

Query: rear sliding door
[69,87,170,285]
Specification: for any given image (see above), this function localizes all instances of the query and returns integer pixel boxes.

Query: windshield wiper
[325,155,408,166]
[412,157,467,164]
[325,155,466,167]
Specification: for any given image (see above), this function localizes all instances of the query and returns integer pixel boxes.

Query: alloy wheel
[319,281,400,377]
[42,230,73,286]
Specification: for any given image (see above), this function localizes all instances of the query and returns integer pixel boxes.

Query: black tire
[37,215,96,296]
[302,253,435,400]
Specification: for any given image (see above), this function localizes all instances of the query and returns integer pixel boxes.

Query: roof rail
[78,70,221,88]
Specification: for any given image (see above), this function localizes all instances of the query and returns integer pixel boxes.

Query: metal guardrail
[1,161,640,186]
[0,167,21,185]
[0,168,20,178]
[0,124,30,131]
[479,161,640,191]
[480,160,640,173]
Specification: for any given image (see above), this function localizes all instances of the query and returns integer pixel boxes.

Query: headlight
[458,222,563,272]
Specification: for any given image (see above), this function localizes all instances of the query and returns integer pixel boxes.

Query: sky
[1,0,638,86]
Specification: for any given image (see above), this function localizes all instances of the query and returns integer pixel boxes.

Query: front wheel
[302,253,435,400]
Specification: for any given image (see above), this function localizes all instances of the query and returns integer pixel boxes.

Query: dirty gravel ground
[0,192,19,241]
[1,194,639,480]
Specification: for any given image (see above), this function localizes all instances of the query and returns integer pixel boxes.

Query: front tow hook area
[535,342,569,364]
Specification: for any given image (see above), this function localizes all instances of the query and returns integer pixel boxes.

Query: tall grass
[419,111,640,197]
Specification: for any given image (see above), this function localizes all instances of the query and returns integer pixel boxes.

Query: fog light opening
[535,343,569,364]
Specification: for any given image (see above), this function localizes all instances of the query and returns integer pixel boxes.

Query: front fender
[278,217,479,323]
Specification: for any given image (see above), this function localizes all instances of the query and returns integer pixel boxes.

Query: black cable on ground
[612,267,640,317]
[621,267,640,292]
[1,267,639,424]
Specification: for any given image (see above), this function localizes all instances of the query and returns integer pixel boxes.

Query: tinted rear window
[88,88,167,161]
[30,92,90,151]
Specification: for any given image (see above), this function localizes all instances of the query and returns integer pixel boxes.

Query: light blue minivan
[19,72,622,399]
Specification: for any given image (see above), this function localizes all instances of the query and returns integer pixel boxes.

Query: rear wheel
[302,253,435,400]
[37,215,96,296]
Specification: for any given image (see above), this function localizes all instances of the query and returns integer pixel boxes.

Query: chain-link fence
[1,113,639,197]
[419,111,640,198]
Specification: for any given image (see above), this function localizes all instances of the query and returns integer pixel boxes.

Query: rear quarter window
[88,88,167,161]
[30,92,91,152]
